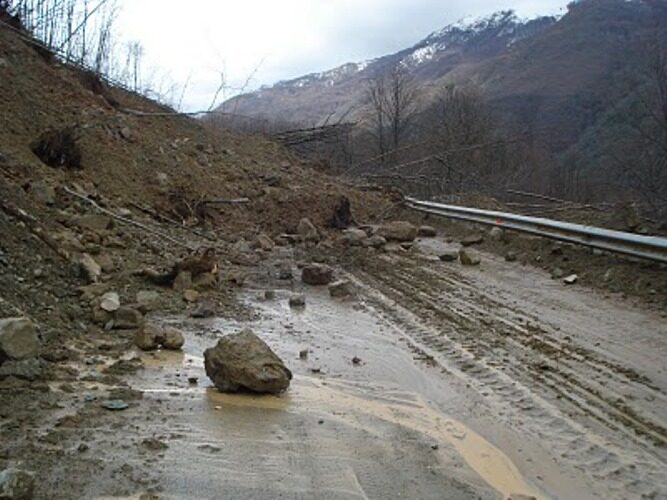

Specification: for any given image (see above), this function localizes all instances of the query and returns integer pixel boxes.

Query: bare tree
[365,64,418,165]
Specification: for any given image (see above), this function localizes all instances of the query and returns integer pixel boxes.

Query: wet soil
[6,237,659,499]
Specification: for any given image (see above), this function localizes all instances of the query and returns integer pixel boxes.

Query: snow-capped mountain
[221,10,557,124]
[220,0,665,149]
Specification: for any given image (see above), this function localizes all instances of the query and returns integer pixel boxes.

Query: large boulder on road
[204,329,292,394]
[377,221,417,242]
[0,318,39,363]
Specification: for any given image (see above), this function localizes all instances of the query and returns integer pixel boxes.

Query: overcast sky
[116,0,570,111]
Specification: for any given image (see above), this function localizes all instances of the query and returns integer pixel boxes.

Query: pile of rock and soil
[0,22,394,498]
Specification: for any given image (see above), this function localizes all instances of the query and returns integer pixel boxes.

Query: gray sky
[116,0,570,111]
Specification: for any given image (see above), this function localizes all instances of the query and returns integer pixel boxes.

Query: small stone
[79,253,101,283]
[254,233,275,251]
[297,218,320,242]
[377,221,417,242]
[135,323,164,351]
[101,399,129,411]
[172,271,192,292]
[277,265,293,280]
[119,127,132,140]
[439,250,459,262]
[329,280,352,298]
[112,307,143,330]
[299,349,309,360]
[94,253,115,273]
[563,274,578,285]
[91,305,112,325]
[99,292,120,312]
[489,227,504,240]
[76,214,113,232]
[339,228,367,247]
[183,289,200,303]
[264,290,276,300]
[505,251,517,262]
[29,181,56,206]
[461,234,483,247]
[0,468,35,500]
[459,249,481,266]
[162,327,185,350]
[136,290,161,313]
[0,318,40,361]
[141,438,168,451]
[550,268,565,280]
[302,264,333,285]
[418,226,437,237]
[289,295,306,308]
[191,302,216,318]
[363,235,387,249]
[352,356,362,365]
[0,358,45,381]
[193,272,217,289]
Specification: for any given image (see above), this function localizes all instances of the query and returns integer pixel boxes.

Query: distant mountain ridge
[221,0,667,156]
[221,10,558,125]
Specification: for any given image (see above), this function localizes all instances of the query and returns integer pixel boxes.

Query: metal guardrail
[404,197,667,264]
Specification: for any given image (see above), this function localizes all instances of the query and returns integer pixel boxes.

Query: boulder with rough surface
[204,329,292,394]
[0,318,39,363]
[377,221,417,242]
[301,264,333,285]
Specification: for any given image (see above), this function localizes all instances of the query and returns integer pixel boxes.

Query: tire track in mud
[348,254,667,499]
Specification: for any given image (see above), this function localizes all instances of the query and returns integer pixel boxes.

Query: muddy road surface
[5,238,665,499]
[118,239,665,498]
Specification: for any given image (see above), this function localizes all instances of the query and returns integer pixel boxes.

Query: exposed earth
[1,19,666,500]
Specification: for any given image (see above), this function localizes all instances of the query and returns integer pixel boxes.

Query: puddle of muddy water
[130,289,547,500]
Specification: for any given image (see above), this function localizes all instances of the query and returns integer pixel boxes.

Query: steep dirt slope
[0,24,389,235]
